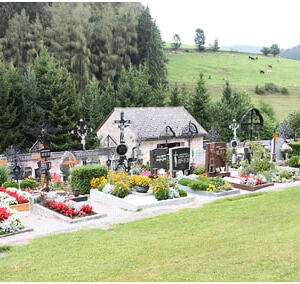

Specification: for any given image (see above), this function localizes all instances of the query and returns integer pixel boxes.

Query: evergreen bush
[20,179,38,190]
[0,165,9,186]
[189,179,209,191]
[288,156,300,168]
[289,142,300,155]
[2,180,18,188]
[178,178,192,186]
[70,165,108,195]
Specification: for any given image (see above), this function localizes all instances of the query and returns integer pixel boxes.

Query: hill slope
[166,51,300,121]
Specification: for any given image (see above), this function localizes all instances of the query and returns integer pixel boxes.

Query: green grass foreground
[166,51,300,120]
[1,187,300,281]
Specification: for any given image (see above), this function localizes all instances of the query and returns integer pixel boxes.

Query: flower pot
[134,186,149,193]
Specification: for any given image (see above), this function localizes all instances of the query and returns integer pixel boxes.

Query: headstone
[193,149,205,167]
[59,151,78,180]
[205,142,227,176]
[275,137,285,161]
[169,146,190,172]
[150,148,168,173]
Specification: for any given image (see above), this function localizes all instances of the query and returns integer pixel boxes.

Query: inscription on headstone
[205,142,227,176]
[150,148,168,172]
[170,147,190,172]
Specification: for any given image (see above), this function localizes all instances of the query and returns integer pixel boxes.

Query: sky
[140,0,300,49]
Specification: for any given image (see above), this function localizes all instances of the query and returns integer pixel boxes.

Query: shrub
[289,142,300,155]
[190,179,209,191]
[193,166,205,175]
[178,189,187,197]
[255,85,265,95]
[0,165,9,186]
[281,87,289,94]
[253,159,275,173]
[70,165,108,195]
[288,156,300,168]
[153,183,169,200]
[265,82,280,93]
[209,177,225,187]
[178,178,192,186]
[2,180,18,189]
[20,179,37,190]
[112,181,130,198]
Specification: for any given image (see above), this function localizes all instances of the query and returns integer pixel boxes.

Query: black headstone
[170,147,190,172]
[150,148,169,172]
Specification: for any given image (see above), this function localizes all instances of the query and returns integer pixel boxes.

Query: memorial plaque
[205,142,227,176]
[170,147,190,172]
[150,148,168,172]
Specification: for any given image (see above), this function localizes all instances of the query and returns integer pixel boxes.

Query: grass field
[1,187,300,281]
[166,50,300,121]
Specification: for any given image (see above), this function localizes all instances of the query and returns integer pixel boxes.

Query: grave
[169,146,190,175]
[150,148,169,174]
[205,142,230,177]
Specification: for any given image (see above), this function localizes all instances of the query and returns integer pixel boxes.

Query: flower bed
[0,187,31,211]
[40,192,96,219]
[0,206,24,236]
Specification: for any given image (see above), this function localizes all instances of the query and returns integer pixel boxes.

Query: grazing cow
[256,57,258,60]
[268,64,272,68]
[277,59,280,63]
[249,56,255,60]
[260,69,265,74]
[267,69,272,73]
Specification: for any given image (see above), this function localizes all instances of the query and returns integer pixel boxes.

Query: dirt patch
[217,68,224,72]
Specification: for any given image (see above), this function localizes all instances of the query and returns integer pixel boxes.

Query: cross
[241,108,264,141]
[114,112,131,144]
[62,153,79,167]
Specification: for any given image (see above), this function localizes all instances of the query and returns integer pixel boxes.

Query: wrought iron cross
[114,112,131,144]
[181,121,198,147]
[241,108,264,141]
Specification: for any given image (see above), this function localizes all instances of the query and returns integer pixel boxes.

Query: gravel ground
[2,180,300,246]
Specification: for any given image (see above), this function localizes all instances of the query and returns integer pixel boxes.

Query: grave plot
[30,192,106,224]
[90,189,195,211]
[178,175,240,197]
[0,187,31,211]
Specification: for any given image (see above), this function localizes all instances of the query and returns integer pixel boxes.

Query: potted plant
[134,176,152,193]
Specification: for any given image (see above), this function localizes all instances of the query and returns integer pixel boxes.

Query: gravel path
[2,180,300,246]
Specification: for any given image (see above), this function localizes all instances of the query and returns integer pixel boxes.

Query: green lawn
[166,51,300,121]
[1,187,300,281]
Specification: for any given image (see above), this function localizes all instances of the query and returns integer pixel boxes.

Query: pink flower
[140,170,151,177]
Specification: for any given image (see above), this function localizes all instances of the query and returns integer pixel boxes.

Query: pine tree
[0,61,26,152]
[191,73,211,131]
[169,83,182,106]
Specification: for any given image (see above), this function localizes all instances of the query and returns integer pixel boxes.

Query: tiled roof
[102,107,207,141]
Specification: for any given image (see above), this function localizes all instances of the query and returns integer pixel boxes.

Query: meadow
[1,187,300,281]
[166,50,300,121]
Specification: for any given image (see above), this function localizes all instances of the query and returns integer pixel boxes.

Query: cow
[260,69,265,74]
[267,69,272,73]
[268,64,272,68]
[249,56,255,60]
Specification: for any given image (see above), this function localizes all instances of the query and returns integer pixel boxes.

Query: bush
[209,177,225,187]
[193,166,205,175]
[281,87,289,94]
[2,180,18,188]
[153,183,169,200]
[0,165,9,186]
[178,178,192,186]
[265,82,280,93]
[178,189,187,197]
[255,85,265,95]
[70,165,108,195]
[288,156,300,168]
[190,179,209,191]
[289,142,300,155]
[253,159,275,173]
[20,178,37,190]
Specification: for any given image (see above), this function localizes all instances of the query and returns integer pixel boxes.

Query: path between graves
[2,181,300,246]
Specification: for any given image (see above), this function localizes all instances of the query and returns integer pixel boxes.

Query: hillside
[166,50,300,121]
[280,45,300,60]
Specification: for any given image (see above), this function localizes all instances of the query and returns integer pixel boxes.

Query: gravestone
[169,147,190,173]
[205,142,229,177]
[59,151,78,181]
[150,148,169,174]
[193,149,206,167]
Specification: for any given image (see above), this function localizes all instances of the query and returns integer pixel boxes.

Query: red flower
[81,204,93,214]
[0,207,11,221]
[0,187,28,204]
[78,211,86,217]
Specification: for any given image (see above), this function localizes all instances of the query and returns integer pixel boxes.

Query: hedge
[70,165,108,195]
[289,142,300,156]
[288,155,300,168]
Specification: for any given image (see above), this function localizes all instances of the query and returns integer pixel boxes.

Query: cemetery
[1,105,300,241]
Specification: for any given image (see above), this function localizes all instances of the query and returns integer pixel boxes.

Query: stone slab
[0,227,33,238]
[90,189,195,211]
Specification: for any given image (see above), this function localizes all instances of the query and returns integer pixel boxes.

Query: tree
[194,28,205,51]
[169,83,182,106]
[288,110,300,139]
[270,44,280,57]
[258,101,278,140]
[261,47,270,56]
[191,73,211,131]
[278,120,292,140]
[0,61,26,152]
[171,34,181,50]
[212,38,219,52]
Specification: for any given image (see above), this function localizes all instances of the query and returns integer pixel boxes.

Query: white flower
[45,192,58,201]
[0,192,17,205]
[168,187,180,199]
